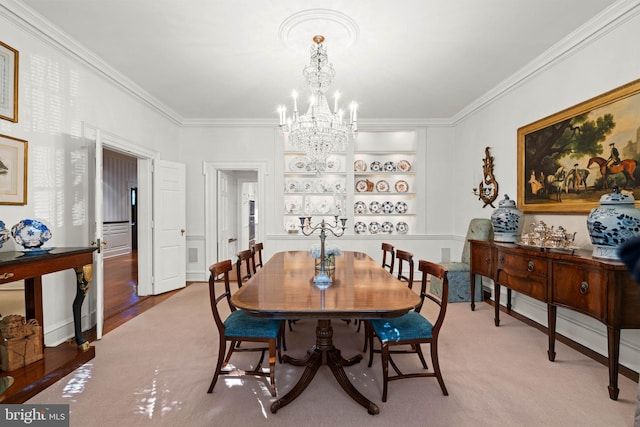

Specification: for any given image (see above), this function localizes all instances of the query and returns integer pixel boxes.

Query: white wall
[453,9,640,371]
[0,11,180,345]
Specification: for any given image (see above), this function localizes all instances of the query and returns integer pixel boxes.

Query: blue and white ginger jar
[491,194,523,243]
[586,188,640,259]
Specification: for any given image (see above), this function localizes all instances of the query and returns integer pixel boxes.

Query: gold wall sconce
[472,147,499,208]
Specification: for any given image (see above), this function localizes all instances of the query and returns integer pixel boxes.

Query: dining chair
[251,242,264,274]
[207,259,281,397]
[362,249,415,350]
[368,259,449,402]
[236,249,254,287]
[381,243,395,274]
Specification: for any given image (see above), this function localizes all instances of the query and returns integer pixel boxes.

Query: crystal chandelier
[278,35,358,173]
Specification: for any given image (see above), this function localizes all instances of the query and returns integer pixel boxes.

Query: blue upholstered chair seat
[224,310,281,339]
[369,312,433,343]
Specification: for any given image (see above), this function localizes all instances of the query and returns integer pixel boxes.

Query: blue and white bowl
[11,219,52,250]
[0,221,10,248]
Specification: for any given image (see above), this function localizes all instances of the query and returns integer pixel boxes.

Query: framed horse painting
[517,78,640,213]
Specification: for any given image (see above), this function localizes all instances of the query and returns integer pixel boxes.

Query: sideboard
[0,247,96,403]
[469,239,640,400]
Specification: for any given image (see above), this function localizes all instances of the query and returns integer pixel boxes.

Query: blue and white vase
[491,194,523,243]
[587,187,640,259]
[0,221,10,248]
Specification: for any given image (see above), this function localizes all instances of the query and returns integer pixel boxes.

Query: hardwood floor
[86,250,186,339]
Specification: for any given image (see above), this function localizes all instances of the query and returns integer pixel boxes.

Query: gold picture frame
[0,41,18,122]
[0,133,28,205]
[517,78,640,214]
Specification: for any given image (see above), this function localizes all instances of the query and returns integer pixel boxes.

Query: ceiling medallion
[278,9,359,53]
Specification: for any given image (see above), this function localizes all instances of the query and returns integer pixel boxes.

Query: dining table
[231,250,421,415]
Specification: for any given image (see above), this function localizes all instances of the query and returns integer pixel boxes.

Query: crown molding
[1,0,185,125]
[2,0,639,129]
[450,0,640,125]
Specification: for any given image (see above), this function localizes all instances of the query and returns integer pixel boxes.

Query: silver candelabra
[299,215,347,287]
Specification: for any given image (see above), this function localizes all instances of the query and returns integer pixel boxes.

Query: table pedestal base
[270,319,379,415]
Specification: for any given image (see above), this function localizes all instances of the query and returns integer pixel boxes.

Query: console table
[469,239,640,400]
[0,247,96,403]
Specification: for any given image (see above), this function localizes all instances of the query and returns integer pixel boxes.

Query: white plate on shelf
[289,156,308,172]
[384,161,396,172]
[356,180,368,192]
[395,201,408,214]
[354,159,367,172]
[326,157,341,172]
[376,180,390,192]
[285,200,299,214]
[354,221,367,234]
[370,161,382,172]
[315,200,331,214]
[395,180,409,193]
[369,221,380,234]
[285,180,300,192]
[382,201,395,214]
[381,222,394,233]
[396,221,409,234]
[397,160,412,172]
[354,201,367,214]
[315,180,332,193]
[333,181,345,193]
[369,201,382,213]
[303,180,315,193]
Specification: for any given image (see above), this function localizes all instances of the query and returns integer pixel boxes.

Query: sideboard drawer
[496,252,547,301]
[552,262,607,321]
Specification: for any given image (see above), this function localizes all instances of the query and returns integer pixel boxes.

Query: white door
[217,171,238,261]
[152,159,186,294]
[93,129,105,339]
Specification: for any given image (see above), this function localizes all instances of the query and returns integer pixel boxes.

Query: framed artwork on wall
[517,78,640,214]
[0,133,28,205]
[0,41,18,123]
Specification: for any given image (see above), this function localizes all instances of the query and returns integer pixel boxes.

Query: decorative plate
[368,221,380,234]
[0,221,10,248]
[382,201,395,214]
[381,221,394,233]
[303,180,315,193]
[285,180,300,193]
[326,157,341,172]
[369,201,382,214]
[395,180,409,193]
[315,180,332,193]
[285,200,299,214]
[395,201,408,214]
[370,161,382,172]
[397,160,412,172]
[384,161,396,172]
[356,180,368,192]
[11,219,52,249]
[354,201,367,214]
[316,200,331,214]
[354,221,367,234]
[289,156,308,172]
[333,181,345,193]
[396,221,409,234]
[354,159,367,172]
[376,180,390,192]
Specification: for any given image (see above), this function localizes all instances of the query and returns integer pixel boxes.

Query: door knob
[181,229,185,236]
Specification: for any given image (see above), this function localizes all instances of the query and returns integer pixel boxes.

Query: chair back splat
[251,242,264,274]
[367,259,449,402]
[395,249,414,289]
[381,243,395,275]
[207,259,281,396]
[236,249,254,287]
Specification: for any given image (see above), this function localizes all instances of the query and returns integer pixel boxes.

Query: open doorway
[204,162,266,270]
[102,148,141,319]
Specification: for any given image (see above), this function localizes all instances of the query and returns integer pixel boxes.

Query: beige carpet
[27,282,637,426]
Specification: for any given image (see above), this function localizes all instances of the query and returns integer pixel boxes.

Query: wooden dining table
[231,250,421,415]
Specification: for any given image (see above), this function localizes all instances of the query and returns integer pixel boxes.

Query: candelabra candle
[299,215,347,288]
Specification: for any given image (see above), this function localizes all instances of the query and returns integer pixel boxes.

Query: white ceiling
[19,0,620,124]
